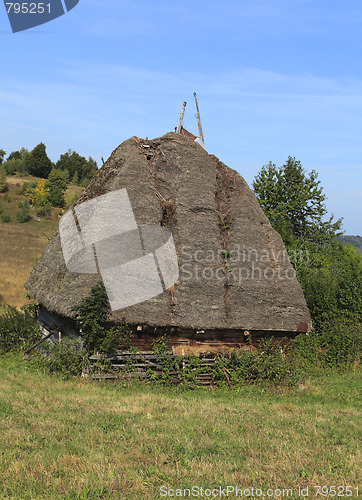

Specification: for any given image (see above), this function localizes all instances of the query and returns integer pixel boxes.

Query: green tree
[86,156,98,179]
[5,148,29,175]
[46,168,67,207]
[0,149,6,164]
[72,171,79,185]
[252,157,362,329]
[7,150,21,162]
[25,143,52,179]
[56,150,97,184]
[17,200,30,223]
[253,157,343,245]
[0,170,8,193]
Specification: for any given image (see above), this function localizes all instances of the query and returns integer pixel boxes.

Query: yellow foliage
[26,179,49,207]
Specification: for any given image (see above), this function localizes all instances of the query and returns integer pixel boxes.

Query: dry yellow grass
[0,224,50,307]
[0,175,83,307]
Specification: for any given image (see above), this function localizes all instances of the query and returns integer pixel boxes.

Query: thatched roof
[26,132,311,332]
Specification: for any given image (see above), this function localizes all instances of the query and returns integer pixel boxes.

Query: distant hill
[335,235,362,255]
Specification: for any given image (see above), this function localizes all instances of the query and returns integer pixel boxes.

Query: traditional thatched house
[26,133,311,352]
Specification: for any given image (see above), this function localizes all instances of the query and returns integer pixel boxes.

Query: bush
[41,339,88,377]
[17,200,31,223]
[2,161,17,175]
[2,158,27,176]
[296,241,362,329]
[35,202,51,218]
[319,318,361,368]
[73,282,131,354]
[293,317,361,372]
[22,180,37,196]
[210,340,298,386]
[255,339,294,383]
[1,214,10,223]
[0,305,40,353]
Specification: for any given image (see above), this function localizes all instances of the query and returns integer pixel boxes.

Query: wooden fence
[85,351,217,385]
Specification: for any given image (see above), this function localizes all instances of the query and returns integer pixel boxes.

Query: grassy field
[0,354,360,499]
[0,175,83,307]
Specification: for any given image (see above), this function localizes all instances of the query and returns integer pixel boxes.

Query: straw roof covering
[26,133,311,333]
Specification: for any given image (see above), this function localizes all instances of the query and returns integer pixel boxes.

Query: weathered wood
[22,326,63,357]
[86,349,219,384]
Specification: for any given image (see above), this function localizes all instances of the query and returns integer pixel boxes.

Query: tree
[0,170,8,193]
[56,150,97,184]
[1,148,29,176]
[252,157,362,329]
[253,157,343,245]
[26,178,50,217]
[25,143,52,178]
[17,201,30,223]
[72,171,79,185]
[86,156,98,180]
[0,149,6,165]
[7,151,22,162]
[46,168,67,207]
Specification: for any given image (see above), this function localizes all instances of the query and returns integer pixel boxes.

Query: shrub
[17,200,31,223]
[292,331,322,373]
[255,339,294,383]
[41,339,88,377]
[211,340,298,386]
[0,305,40,353]
[297,241,362,329]
[73,282,131,354]
[319,318,361,368]
[292,317,361,373]
[35,202,51,218]
[1,214,10,223]
[2,161,17,175]
[3,158,27,176]
[26,179,50,217]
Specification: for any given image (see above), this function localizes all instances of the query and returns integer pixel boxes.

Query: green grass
[0,354,360,499]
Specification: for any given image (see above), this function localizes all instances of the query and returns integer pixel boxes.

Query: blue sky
[1,0,361,234]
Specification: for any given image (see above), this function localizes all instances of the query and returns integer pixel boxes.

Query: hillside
[0,175,83,307]
[335,234,362,254]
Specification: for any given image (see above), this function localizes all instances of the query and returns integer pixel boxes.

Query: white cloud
[1,61,361,232]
